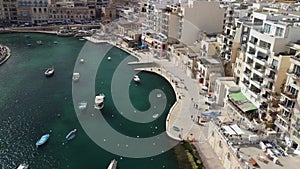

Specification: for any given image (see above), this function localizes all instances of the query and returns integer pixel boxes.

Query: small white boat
[79,58,84,64]
[73,73,80,81]
[53,41,58,44]
[78,101,87,110]
[108,57,111,61]
[17,163,29,169]
[94,94,105,109]
[157,93,162,98]
[36,40,43,45]
[66,129,77,141]
[152,113,159,119]
[44,67,55,77]
[79,38,85,41]
[133,75,140,83]
[36,134,50,147]
[107,159,117,169]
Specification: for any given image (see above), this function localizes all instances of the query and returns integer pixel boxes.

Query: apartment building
[179,0,225,46]
[0,1,4,25]
[142,31,168,58]
[239,10,300,116]
[48,1,96,24]
[3,0,18,24]
[144,0,179,31]
[161,4,181,41]
[277,42,300,154]
[219,3,249,76]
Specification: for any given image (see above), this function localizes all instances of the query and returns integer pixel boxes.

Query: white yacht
[133,75,140,82]
[17,163,29,169]
[94,94,105,109]
[73,73,80,82]
[107,159,117,169]
[44,67,54,77]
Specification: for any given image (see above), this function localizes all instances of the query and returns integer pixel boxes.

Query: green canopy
[229,92,257,112]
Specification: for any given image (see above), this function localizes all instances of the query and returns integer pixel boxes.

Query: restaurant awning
[222,125,236,136]
[230,124,245,135]
[229,92,257,112]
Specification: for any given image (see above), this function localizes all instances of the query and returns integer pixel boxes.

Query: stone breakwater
[0,45,11,65]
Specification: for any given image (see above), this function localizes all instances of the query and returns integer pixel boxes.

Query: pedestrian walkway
[87,36,224,169]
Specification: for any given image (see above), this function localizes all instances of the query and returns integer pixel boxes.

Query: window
[275,27,284,37]
[264,24,271,33]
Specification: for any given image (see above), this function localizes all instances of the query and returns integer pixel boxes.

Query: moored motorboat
[44,67,55,77]
[94,94,105,109]
[133,75,140,83]
[17,163,29,169]
[36,40,43,45]
[107,159,117,169]
[36,134,50,147]
[156,93,162,98]
[108,57,111,61]
[73,73,80,81]
[79,58,84,64]
[152,113,159,119]
[78,101,87,111]
[66,129,77,140]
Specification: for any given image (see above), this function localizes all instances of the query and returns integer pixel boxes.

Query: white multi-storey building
[240,10,300,114]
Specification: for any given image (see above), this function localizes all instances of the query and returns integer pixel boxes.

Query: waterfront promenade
[86,36,224,169]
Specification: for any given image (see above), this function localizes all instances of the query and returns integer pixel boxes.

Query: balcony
[274,119,289,132]
[265,73,275,81]
[279,101,294,112]
[292,123,300,132]
[281,91,297,100]
[287,71,300,80]
[248,49,256,55]
[291,54,300,65]
[249,39,257,45]
[268,64,278,71]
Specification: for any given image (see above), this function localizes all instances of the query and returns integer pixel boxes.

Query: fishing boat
[66,129,77,141]
[94,94,105,109]
[72,73,80,81]
[17,163,29,169]
[133,75,140,83]
[107,159,117,169]
[36,134,50,147]
[44,67,55,77]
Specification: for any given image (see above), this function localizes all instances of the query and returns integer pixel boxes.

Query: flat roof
[229,92,257,112]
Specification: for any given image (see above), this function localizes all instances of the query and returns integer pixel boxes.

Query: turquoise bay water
[0,33,179,169]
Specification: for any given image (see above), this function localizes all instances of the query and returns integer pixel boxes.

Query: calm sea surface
[0,33,179,169]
